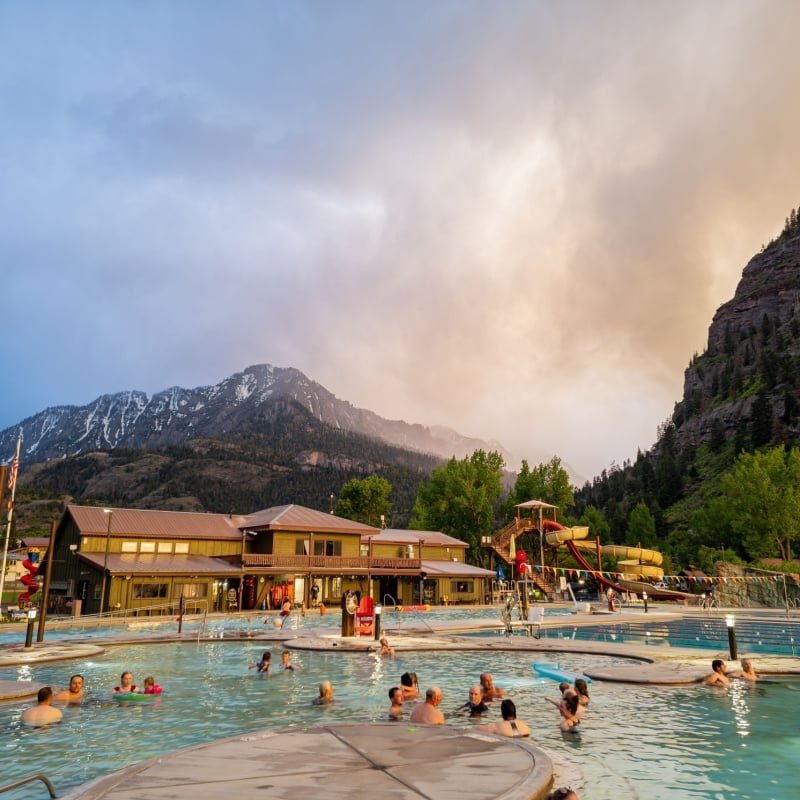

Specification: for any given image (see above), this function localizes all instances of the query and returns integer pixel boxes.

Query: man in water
[479,698,531,737]
[704,659,730,688]
[731,658,758,682]
[54,674,85,703]
[312,681,334,705]
[409,686,445,725]
[460,685,489,716]
[388,686,405,720]
[480,672,505,701]
[22,687,63,727]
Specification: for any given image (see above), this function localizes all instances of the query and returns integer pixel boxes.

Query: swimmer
[460,685,489,717]
[557,693,581,733]
[479,698,530,737]
[388,686,405,720]
[249,651,272,673]
[21,687,63,727]
[143,675,163,694]
[312,681,334,705]
[704,659,730,688]
[113,671,138,694]
[400,671,419,700]
[378,637,395,657]
[731,658,758,682]
[280,598,292,617]
[54,674,85,703]
[280,651,296,671]
[480,672,505,701]
[549,788,579,800]
[574,678,590,707]
[409,686,445,725]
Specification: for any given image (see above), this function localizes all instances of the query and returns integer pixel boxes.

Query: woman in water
[113,671,138,694]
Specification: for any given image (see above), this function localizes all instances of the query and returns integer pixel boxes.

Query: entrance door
[379,577,398,605]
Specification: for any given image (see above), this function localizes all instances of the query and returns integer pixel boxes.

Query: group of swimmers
[112,670,163,695]
[248,649,297,673]
[704,657,758,687]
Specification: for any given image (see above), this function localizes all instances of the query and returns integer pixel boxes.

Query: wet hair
[563,694,579,714]
[70,674,84,684]
[712,659,725,672]
[500,699,516,720]
[549,788,578,800]
[558,681,571,693]
[38,687,53,703]
[389,686,402,701]
[574,678,589,697]
[401,672,418,688]
[261,651,271,661]
[120,671,133,683]
[144,676,155,687]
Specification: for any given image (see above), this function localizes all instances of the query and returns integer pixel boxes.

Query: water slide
[542,521,688,600]
[19,558,40,603]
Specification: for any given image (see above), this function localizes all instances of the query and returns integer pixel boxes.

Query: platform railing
[0,773,56,798]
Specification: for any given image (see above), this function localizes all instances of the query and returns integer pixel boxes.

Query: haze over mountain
[0,364,512,467]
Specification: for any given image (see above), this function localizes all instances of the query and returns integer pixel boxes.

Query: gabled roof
[245,504,378,535]
[362,528,468,548]
[18,537,50,548]
[66,504,248,540]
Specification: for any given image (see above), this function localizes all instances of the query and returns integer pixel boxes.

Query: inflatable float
[112,691,162,701]
[532,662,592,684]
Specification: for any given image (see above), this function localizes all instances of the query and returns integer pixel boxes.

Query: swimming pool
[2,642,798,799]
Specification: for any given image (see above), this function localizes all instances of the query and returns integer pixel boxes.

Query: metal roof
[67,504,248,540]
[420,559,495,577]
[514,500,558,509]
[362,529,468,548]
[77,552,241,577]
[245,504,378,535]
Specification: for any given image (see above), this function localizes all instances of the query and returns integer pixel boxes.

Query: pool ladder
[0,773,56,798]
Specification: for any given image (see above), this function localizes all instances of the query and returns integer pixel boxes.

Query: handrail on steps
[0,773,57,798]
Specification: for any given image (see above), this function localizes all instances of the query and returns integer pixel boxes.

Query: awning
[421,560,495,578]
[77,552,242,577]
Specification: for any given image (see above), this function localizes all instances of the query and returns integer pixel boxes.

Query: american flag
[7,455,18,492]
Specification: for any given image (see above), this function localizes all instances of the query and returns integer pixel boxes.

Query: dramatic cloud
[2,0,800,481]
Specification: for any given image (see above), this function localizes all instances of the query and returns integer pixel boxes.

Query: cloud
[2,1,800,480]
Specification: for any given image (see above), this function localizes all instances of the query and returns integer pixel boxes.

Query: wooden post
[36,519,58,642]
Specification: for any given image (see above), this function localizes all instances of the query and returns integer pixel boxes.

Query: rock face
[673,229,800,452]
[0,363,510,466]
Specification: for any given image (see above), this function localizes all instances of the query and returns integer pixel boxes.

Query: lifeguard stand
[355,596,375,636]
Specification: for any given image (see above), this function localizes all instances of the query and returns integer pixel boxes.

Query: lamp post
[100,509,112,615]
[642,590,648,614]
[726,615,738,660]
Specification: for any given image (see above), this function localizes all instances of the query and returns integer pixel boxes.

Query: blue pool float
[532,662,592,684]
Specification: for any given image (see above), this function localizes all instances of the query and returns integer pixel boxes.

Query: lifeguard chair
[355,596,375,636]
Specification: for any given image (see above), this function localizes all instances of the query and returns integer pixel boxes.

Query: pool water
[1,643,798,799]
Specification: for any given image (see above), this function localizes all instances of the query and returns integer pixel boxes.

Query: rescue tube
[532,662,592,684]
[395,605,431,612]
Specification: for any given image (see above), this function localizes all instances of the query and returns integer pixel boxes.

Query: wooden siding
[242,554,422,571]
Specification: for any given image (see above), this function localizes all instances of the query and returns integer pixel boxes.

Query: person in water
[409,686,445,725]
[143,676,163,694]
[54,674,85,703]
[312,681,334,705]
[400,671,419,699]
[704,659,730,688]
[280,651,297,671]
[249,651,272,673]
[480,672,505,701]
[21,687,63,727]
[460,685,489,717]
[388,686,405,720]
[574,678,590,708]
[114,671,138,694]
[731,658,758,682]
[553,692,581,733]
[479,699,531,737]
[378,637,395,657]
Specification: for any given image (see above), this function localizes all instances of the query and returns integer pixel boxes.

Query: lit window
[139,542,156,553]
[157,542,173,553]
[174,542,189,554]
[121,542,138,553]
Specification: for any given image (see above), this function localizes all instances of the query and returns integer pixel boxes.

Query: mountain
[0,363,511,466]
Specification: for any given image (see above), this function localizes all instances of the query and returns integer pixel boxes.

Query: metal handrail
[45,599,210,628]
[0,772,57,798]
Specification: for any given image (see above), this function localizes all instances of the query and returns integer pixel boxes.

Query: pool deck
[60,723,570,800]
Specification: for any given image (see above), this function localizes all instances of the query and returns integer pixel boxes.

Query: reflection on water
[2,644,799,800]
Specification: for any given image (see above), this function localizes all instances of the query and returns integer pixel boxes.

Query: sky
[2,0,800,483]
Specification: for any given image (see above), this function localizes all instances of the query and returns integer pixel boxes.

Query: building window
[132,583,168,599]
[452,580,473,593]
[174,542,189,554]
[295,539,310,555]
[173,583,208,599]
[121,541,138,553]
[139,542,156,553]
[157,542,173,553]
[313,540,342,557]
[360,544,369,557]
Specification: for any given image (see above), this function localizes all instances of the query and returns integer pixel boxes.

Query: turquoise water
[1,643,798,799]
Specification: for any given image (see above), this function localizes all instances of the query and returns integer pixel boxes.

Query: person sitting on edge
[705,659,730,688]
[731,658,758,682]
[479,698,531,738]
[143,675,163,694]
[378,637,395,657]
[54,674,84,703]
[460,684,489,717]
[280,651,297,671]
[113,671,138,694]
[388,686,405,720]
[401,671,419,700]
[249,651,272,673]
[312,681,334,705]
[409,686,445,725]
[21,687,63,727]
[480,672,505,701]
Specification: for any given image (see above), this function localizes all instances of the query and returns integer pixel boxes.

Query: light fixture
[726,615,737,659]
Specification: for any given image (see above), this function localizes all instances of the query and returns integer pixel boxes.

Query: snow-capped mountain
[0,364,511,465]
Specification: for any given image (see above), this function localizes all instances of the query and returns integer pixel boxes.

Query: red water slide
[19,558,40,603]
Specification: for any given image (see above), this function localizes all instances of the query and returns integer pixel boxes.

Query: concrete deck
[60,724,559,800]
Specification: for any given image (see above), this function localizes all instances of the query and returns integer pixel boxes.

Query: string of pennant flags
[524,564,794,584]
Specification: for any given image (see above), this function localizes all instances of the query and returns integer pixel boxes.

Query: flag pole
[0,433,22,612]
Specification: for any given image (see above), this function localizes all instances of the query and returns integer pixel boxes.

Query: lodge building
[47,503,493,615]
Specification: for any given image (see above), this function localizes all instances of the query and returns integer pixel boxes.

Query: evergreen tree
[750,389,773,448]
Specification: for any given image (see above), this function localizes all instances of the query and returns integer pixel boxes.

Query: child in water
[249,651,272,673]
[143,676,163,695]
